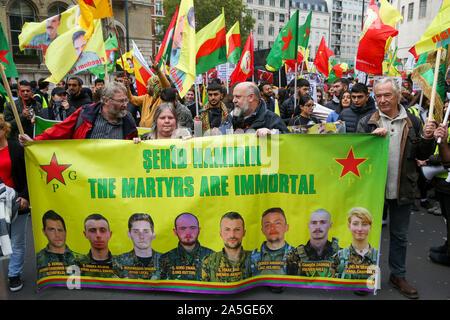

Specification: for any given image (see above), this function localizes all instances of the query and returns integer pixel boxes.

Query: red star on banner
[0,50,10,65]
[40,153,72,184]
[82,0,96,7]
[335,147,368,178]
[282,29,293,51]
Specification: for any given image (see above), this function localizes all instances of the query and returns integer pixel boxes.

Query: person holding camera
[46,87,77,121]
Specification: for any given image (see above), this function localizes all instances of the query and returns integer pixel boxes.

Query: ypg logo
[40,153,76,192]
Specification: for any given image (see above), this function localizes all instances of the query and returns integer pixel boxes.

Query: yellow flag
[168,0,196,98]
[116,50,135,73]
[45,19,106,83]
[78,0,113,39]
[379,0,403,27]
[415,0,450,55]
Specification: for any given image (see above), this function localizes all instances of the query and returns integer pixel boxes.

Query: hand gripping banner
[25,134,388,294]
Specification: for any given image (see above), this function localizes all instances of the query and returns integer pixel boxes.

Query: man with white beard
[218,82,289,135]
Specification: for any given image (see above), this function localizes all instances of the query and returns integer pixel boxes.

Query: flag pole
[428,48,442,121]
[195,82,199,116]
[0,66,24,135]
[113,25,128,79]
[104,63,109,83]
[294,60,298,111]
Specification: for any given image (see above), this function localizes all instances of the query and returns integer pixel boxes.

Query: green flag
[298,11,312,49]
[411,45,448,123]
[265,10,299,71]
[0,24,18,78]
[89,34,119,79]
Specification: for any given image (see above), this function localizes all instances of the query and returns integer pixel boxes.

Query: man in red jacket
[19,81,137,145]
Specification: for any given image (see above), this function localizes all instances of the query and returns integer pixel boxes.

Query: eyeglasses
[110,98,128,104]
[375,93,394,100]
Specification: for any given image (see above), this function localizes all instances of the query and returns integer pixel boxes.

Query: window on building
[258,11,264,20]
[269,12,274,21]
[419,0,427,18]
[258,24,264,35]
[257,40,264,49]
[407,2,414,21]
[323,19,327,26]
[269,25,274,36]
[259,0,264,5]
[48,2,68,17]
[280,0,285,8]
[153,0,163,16]
[269,41,274,47]
[401,6,405,23]
[279,13,285,22]
[247,0,253,3]
[9,0,37,58]
[270,0,275,6]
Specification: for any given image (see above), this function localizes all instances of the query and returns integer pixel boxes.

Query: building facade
[245,0,331,61]
[390,0,441,60]
[0,0,156,83]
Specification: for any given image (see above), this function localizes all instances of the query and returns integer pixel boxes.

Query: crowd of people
[0,61,449,299]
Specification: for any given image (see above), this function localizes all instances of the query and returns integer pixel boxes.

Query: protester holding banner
[0,115,30,291]
[160,87,193,130]
[357,77,437,299]
[18,81,138,144]
[4,80,43,138]
[338,83,376,133]
[219,82,289,135]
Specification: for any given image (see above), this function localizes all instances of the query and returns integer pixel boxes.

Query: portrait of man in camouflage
[249,208,293,276]
[286,209,340,277]
[36,210,83,279]
[159,213,213,281]
[331,207,378,280]
[75,214,116,278]
[112,213,161,279]
[201,212,252,282]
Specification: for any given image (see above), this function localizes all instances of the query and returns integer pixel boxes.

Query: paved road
[1,203,448,300]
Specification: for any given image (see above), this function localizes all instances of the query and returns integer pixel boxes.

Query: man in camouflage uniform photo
[75,214,116,278]
[112,213,161,279]
[249,208,293,276]
[36,210,83,279]
[201,212,252,282]
[159,213,213,280]
[286,209,340,277]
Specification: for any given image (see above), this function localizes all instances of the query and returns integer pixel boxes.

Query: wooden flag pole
[113,25,128,79]
[0,65,24,135]
[428,48,442,121]
[104,63,109,83]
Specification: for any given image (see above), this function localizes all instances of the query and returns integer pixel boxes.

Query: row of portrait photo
[36,207,378,283]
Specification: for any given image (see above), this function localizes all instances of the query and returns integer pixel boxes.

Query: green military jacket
[331,244,378,279]
[36,245,83,279]
[249,242,294,276]
[201,248,252,282]
[111,250,161,280]
[75,250,117,278]
[286,237,340,277]
[159,242,213,281]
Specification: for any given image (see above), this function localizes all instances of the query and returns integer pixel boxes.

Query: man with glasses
[19,81,137,144]
[357,77,437,299]
[218,82,289,135]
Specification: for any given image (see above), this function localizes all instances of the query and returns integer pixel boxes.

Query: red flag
[206,68,218,79]
[257,69,273,83]
[155,6,179,68]
[230,32,254,87]
[408,45,419,62]
[285,50,306,73]
[356,0,399,75]
[313,37,334,76]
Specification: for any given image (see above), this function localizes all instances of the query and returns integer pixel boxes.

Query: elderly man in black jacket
[357,77,437,299]
[338,83,376,133]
